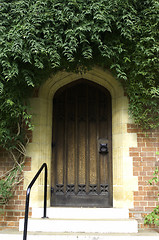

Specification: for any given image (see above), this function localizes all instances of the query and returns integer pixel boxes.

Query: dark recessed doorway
[51,80,112,207]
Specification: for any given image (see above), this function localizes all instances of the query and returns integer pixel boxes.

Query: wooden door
[51,80,112,207]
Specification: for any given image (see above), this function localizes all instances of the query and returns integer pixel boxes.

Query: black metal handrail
[23,163,48,240]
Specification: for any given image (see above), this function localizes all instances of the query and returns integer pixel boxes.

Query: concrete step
[19,208,138,234]
[1,230,159,240]
[32,207,129,219]
[19,218,138,233]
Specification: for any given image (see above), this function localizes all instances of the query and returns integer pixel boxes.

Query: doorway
[51,80,112,207]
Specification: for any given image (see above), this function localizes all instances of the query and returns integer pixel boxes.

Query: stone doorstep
[19,218,138,234]
[32,207,130,219]
[0,230,159,240]
[19,208,138,234]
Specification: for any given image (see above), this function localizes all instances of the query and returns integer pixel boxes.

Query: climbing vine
[0,0,159,151]
[144,167,159,226]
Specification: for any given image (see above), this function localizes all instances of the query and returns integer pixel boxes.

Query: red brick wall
[128,124,159,230]
[0,125,159,231]
[0,148,32,231]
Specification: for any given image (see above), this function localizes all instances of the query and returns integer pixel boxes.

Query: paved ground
[0,229,159,240]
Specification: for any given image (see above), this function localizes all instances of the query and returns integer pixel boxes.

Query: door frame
[26,67,138,208]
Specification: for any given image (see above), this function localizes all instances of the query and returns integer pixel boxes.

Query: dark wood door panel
[51,80,112,207]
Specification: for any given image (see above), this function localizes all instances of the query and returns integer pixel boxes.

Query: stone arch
[25,66,138,208]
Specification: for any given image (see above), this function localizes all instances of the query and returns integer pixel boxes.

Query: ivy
[145,206,159,226]
[0,0,159,152]
[144,167,159,227]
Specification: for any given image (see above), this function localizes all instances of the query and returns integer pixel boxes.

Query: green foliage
[144,206,159,226]
[0,179,13,205]
[144,167,159,226]
[0,82,33,151]
[0,0,159,154]
[148,168,159,185]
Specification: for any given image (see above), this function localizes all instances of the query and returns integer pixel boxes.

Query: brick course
[0,148,32,231]
[128,124,159,230]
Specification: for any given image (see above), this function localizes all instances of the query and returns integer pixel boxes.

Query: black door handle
[99,143,108,154]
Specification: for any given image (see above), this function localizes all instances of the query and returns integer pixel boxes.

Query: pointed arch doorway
[51,79,112,207]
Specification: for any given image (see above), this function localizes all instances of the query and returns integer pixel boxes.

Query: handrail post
[23,188,30,240]
[42,163,47,218]
[23,163,48,240]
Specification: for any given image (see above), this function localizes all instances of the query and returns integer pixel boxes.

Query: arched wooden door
[51,80,112,207]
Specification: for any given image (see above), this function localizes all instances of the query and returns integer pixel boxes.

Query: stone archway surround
[25,67,138,208]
